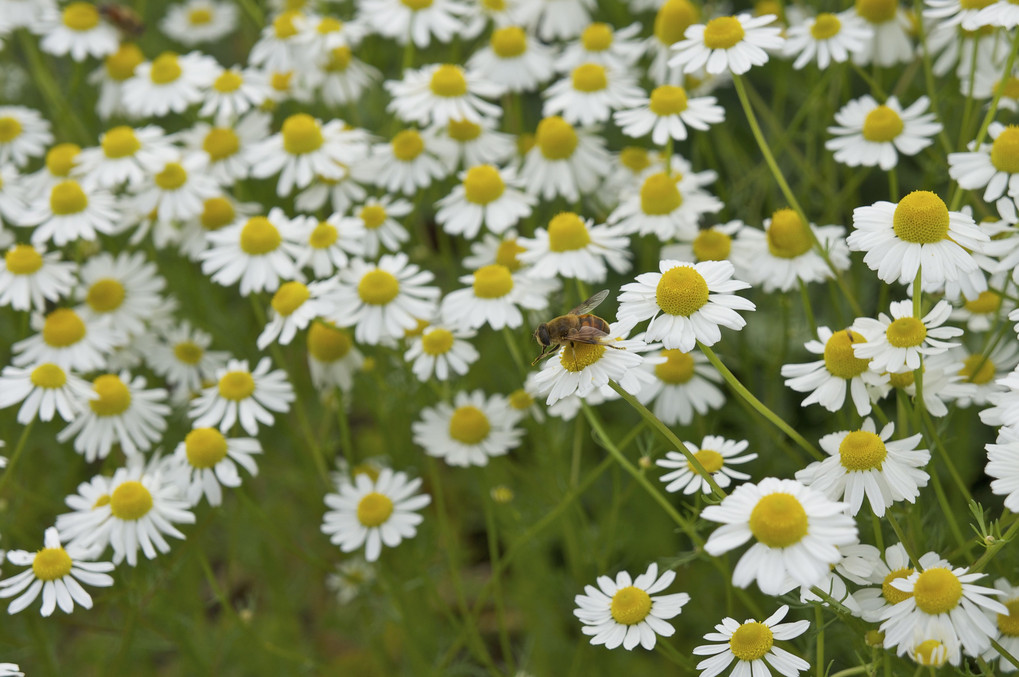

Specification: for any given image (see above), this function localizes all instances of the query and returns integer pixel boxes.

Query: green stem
[926,463,967,551]
[886,511,921,567]
[17,33,91,145]
[482,488,515,673]
[502,326,527,375]
[0,420,34,496]
[335,388,354,467]
[816,604,825,677]
[971,516,1019,572]
[797,279,818,338]
[831,665,878,677]
[991,637,1019,671]
[887,168,899,202]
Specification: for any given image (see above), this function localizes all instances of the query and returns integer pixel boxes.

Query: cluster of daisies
[2,0,1019,674]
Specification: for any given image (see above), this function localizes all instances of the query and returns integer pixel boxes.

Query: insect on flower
[99,4,146,37]
[531,289,621,365]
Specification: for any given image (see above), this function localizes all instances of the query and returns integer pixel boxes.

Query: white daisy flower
[293,212,365,278]
[924,0,996,32]
[645,0,702,85]
[981,578,1019,671]
[0,528,113,616]
[851,299,962,373]
[458,0,523,38]
[169,427,260,507]
[573,562,690,651]
[849,190,989,290]
[12,307,122,372]
[146,321,230,399]
[364,127,451,196]
[701,477,858,595]
[783,11,873,69]
[636,347,725,425]
[887,352,974,417]
[128,152,222,226]
[74,125,177,190]
[955,342,1019,409]
[949,123,1019,215]
[357,0,467,48]
[693,605,811,677]
[22,141,82,200]
[325,557,375,605]
[607,170,723,241]
[321,468,431,562]
[404,323,479,382]
[0,362,93,424]
[436,164,534,239]
[56,462,196,567]
[181,112,272,186]
[247,10,313,72]
[89,42,145,120]
[18,178,119,247]
[199,208,306,295]
[846,1,914,67]
[826,95,942,171]
[0,243,75,312]
[307,322,364,393]
[518,212,630,283]
[617,259,755,353]
[881,551,1007,664]
[556,22,645,72]
[542,63,644,127]
[614,84,725,144]
[293,164,369,216]
[386,64,502,128]
[323,253,439,346]
[78,251,166,340]
[256,279,335,350]
[122,51,218,118]
[38,1,121,61]
[660,219,747,267]
[160,0,239,46]
[977,0,1019,27]
[657,435,756,495]
[466,25,556,95]
[670,13,785,76]
[796,542,880,615]
[411,390,524,467]
[516,0,594,41]
[0,163,27,228]
[518,116,610,203]
[795,418,929,517]
[0,107,53,168]
[440,264,550,330]
[855,542,914,622]
[986,426,1019,512]
[197,65,271,125]
[188,356,295,438]
[429,117,516,172]
[339,196,410,259]
[314,45,381,107]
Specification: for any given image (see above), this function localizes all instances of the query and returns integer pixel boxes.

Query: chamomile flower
[325,253,440,345]
[430,118,516,171]
[955,341,1019,408]
[851,300,962,373]
[614,85,725,144]
[660,219,747,266]
[573,562,690,651]
[657,436,756,495]
[518,212,630,283]
[181,112,271,185]
[341,196,410,259]
[247,10,313,72]
[518,116,610,202]
[293,212,365,278]
[0,362,93,424]
[982,578,1019,671]
[199,208,306,295]
[826,95,942,171]
[412,390,523,467]
[783,11,872,69]
[646,0,702,85]
[637,348,725,425]
[170,427,260,507]
[256,279,335,350]
[949,123,1019,215]
[306,321,364,392]
[924,0,997,31]
[321,468,431,562]
[977,0,1019,27]
[293,165,370,215]
[0,164,26,228]
[693,605,811,677]
[466,26,556,94]
[12,308,122,372]
[365,128,451,195]
[795,418,929,517]
[122,51,218,118]
[880,552,1006,663]
[90,42,145,120]
[617,259,755,353]
[189,357,295,435]
[847,0,914,66]
[670,13,785,76]
[733,210,849,292]
[74,125,176,190]
[22,142,81,200]
[0,528,113,616]
[130,153,221,227]
[56,371,170,461]
[386,64,502,127]
[146,321,229,399]
[439,264,550,330]
[436,164,534,239]
[404,323,479,382]
[516,0,594,41]
[887,353,974,417]
[701,477,858,595]
[985,427,1019,512]
[849,191,989,290]
[557,22,645,72]
[34,2,119,62]
[198,66,271,125]
[18,178,119,247]
[314,45,381,107]
[0,244,76,312]
[326,557,375,604]
[542,63,644,127]
[853,542,914,622]
[160,0,239,46]
[608,171,723,241]
[357,0,467,48]
[0,107,52,169]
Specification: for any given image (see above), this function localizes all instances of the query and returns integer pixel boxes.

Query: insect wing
[567,289,609,316]
[564,324,611,345]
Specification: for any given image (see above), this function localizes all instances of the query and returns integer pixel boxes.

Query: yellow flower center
[749,492,808,548]
[913,640,948,667]
[282,114,324,155]
[449,405,491,444]
[218,371,255,401]
[610,586,652,625]
[33,546,73,582]
[271,281,310,316]
[862,105,904,143]
[547,212,590,252]
[991,126,1019,174]
[5,245,43,275]
[272,11,300,38]
[996,76,1019,100]
[357,270,400,305]
[811,13,842,39]
[703,16,745,50]
[649,86,689,116]
[619,146,651,172]
[823,329,871,379]
[155,162,187,190]
[888,370,915,389]
[43,308,87,347]
[271,71,293,92]
[656,266,709,317]
[886,316,926,348]
[317,16,342,33]
[189,8,213,24]
[881,567,915,604]
[46,143,81,177]
[0,117,20,143]
[90,373,132,416]
[729,622,774,661]
[203,128,240,161]
[482,0,504,8]
[767,208,812,258]
[86,278,125,313]
[106,43,144,80]
[309,221,338,249]
[641,172,683,216]
[150,52,182,84]
[491,26,527,58]
[102,126,141,159]
[912,568,963,615]
[472,264,514,298]
[693,229,732,261]
[959,354,995,384]
[429,65,468,97]
[355,205,385,230]
[571,63,607,93]
[421,328,454,355]
[357,492,394,527]
[581,23,613,51]
[325,46,352,72]
[448,119,482,141]
[401,0,433,9]
[856,0,899,23]
[998,599,1019,637]
[110,481,154,521]
[30,363,67,389]
[839,429,887,471]
[201,197,234,231]
[560,343,606,371]
[174,340,204,365]
[239,217,281,255]
[508,388,533,410]
[536,116,578,160]
[964,290,1001,314]
[496,238,525,271]
[50,181,89,216]
[463,165,505,205]
[209,71,242,95]
[655,0,700,45]
[308,322,352,361]
[689,448,724,473]
[655,349,695,384]
[392,130,425,161]
[63,2,99,30]
[893,191,950,244]
[185,427,228,469]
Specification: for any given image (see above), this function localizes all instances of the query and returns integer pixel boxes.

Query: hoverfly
[531,289,620,365]
[99,4,145,38]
